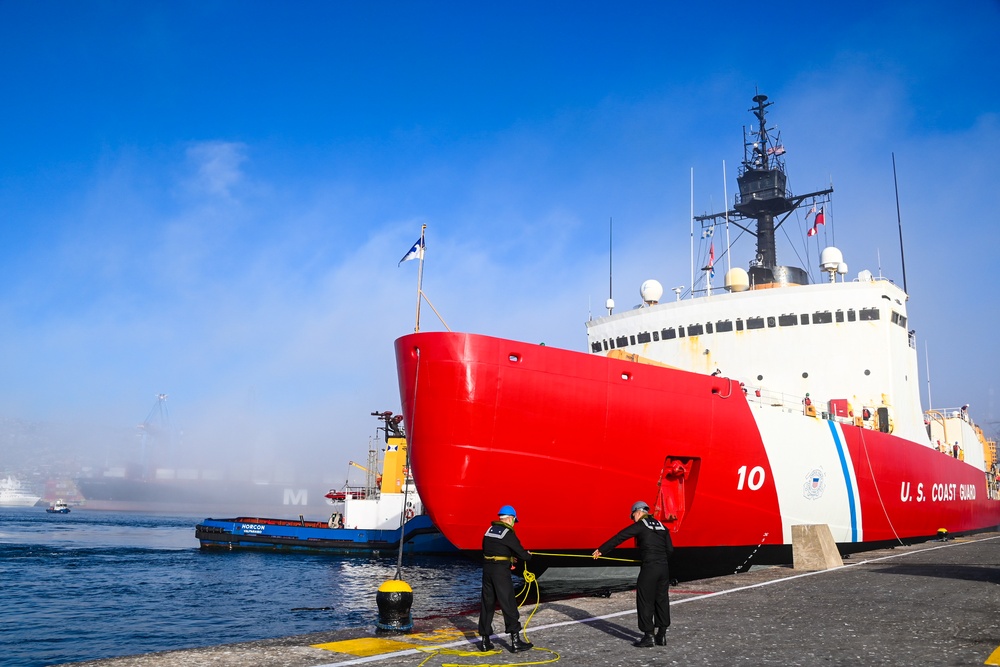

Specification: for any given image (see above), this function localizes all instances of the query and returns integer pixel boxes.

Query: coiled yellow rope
[415,563,558,666]
[414,551,637,665]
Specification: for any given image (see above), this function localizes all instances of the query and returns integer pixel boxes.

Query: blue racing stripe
[827,420,858,541]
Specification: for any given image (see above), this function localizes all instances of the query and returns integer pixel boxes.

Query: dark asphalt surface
[62,530,1000,666]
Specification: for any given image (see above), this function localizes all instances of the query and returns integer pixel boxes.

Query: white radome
[725,267,750,292]
[640,279,664,304]
[820,246,844,273]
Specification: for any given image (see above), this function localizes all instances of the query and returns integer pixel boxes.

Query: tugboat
[195,411,456,555]
[45,499,71,514]
[393,93,1000,577]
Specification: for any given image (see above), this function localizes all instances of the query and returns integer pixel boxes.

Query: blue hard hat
[498,505,518,522]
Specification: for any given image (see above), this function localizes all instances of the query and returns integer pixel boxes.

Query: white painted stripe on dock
[312,534,1000,666]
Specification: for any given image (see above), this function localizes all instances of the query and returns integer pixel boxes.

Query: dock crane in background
[137,393,170,479]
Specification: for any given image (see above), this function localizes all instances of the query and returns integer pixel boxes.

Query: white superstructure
[0,475,41,507]
[587,265,927,444]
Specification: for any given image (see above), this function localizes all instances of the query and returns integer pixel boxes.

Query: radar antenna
[695,94,833,287]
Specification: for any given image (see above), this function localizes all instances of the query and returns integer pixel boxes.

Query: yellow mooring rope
[415,563,559,667]
[529,551,641,563]
[414,552,636,666]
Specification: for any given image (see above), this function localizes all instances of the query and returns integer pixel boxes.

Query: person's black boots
[633,632,655,647]
[480,635,493,651]
[509,632,534,652]
[655,627,667,646]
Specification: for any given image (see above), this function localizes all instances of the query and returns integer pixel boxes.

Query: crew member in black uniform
[592,500,674,647]
[478,504,533,653]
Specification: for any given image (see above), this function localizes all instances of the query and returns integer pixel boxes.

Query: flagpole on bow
[414,224,426,332]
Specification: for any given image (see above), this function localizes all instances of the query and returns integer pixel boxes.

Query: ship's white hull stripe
[827,420,859,542]
[750,407,864,544]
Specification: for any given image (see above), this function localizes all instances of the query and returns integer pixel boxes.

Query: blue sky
[1,1,998,474]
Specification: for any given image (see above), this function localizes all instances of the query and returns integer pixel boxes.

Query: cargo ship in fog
[74,472,336,516]
[74,395,342,517]
[394,93,1000,578]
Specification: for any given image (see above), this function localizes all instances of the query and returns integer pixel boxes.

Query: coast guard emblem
[803,469,826,500]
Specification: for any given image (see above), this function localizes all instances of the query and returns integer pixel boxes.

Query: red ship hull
[395,332,1000,572]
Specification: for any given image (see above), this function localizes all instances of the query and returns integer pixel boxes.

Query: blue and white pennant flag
[398,237,424,266]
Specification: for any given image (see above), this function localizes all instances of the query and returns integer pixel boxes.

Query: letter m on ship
[283,488,308,505]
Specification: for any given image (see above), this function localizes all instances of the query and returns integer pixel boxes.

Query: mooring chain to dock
[734,531,769,574]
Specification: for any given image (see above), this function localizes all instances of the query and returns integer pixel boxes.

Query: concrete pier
[61,530,1000,666]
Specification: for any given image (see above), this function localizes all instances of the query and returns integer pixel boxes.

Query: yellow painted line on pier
[984,644,1000,665]
[313,630,473,657]
[407,629,470,642]
[313,638,426,657]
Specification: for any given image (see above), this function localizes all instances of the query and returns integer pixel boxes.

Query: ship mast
[735,94,792,274]
[696,93,833,287]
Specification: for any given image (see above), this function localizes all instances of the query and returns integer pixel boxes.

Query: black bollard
[375,579,413,633]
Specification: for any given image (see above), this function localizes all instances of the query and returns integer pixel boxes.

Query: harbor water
[0,507,482,667]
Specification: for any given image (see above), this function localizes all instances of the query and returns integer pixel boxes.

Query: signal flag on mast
[398,237,425,266]
[807,207,826,237]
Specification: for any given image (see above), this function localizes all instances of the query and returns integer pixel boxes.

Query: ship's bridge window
[716,320,734,333]
[736,318,744,331]
[835,310,844,323]
[608,338,615,349]
[616,336,629,347]
[591,341,603,353]
[859,307,879,321]
[898,315,906,328]
[688,323,704,336]
[602,340,608,351]
[678,326,686,337]
[813,311,833,324]
[767,316,776,328]
[747,317,765,330]
[705,322,714,334]
[800,314,810,325]
[890,312,907,328]
[630,335,636,345]
[652,331,660,342]
[662,328,676,340]
[847,309,856,322]
[778,314,797,326]
[637,332,651,344]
